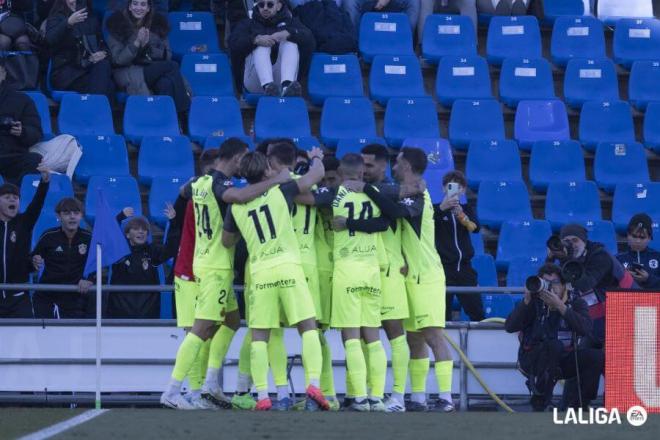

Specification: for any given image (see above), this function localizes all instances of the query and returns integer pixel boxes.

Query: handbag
[0,51,39,90]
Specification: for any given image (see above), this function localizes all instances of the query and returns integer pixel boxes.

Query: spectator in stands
[0,0,31,50]
[0,168,50,318]
[616,213,660,290]
[32,197,94,319]
[228,0,314,97]
[505,263,603,411]
[106,0,191,113]
[291,0,357,54]
[45,0,115,101]
[434,171,484,322]
[343,0,420,33]
[0,64,43,185]
[477,0,529,15]
[418,0,477,41]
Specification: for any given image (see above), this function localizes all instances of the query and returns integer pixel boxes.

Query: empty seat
[496,220,552,270]
[629,60,660,110]
[564,58,619,108]
[138,136,195,186]
[188,96,244,143]
[74,135,130,184]
[19,174,73,214]
[471,254,497,286]
[545,181,602,230]
[613,18,660,68]
[58,94,114,136]
[465,140,522,191]
[335,137,388,157]
[359,12,414,62]
[543,0,585,21]
[480,294,516,319]
[149,176,187,227]
[449,99,505,150]
[403,138,454,203]
[486,16,542,65]
[499,58,555,107]
[254,97,311,140]
[167,12,220,60]
[384,98,440,148]
[320,97,376,147]
[123,95,180,145]
[529,140,586,192]
[550,15,606,66]
[579,101,635,152]
[612,182,660,231]
[477,180,532,230]
[507,256,544,287]
[369,55,426,105]
[308,54,364,106]
[204,135,254,151]
[422,14,477,64]
[470,230,485,255]
[585,220,618,255]
[644,102,660,153]
[594,142,650,193]
[85,176,142,224]
[598,0,654,24]
[471,254,515,319]
[435,55,492,107]
[23,91,53,139]
[514,100,570,150]
[180,53,233,97]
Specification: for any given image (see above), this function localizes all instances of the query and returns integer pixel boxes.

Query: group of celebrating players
[159,137,456,413]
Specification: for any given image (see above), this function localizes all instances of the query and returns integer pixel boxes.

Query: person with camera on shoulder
[505,263,603,412]
[616,213,660,290]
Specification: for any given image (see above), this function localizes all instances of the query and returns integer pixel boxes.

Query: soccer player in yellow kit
[344,147,456,412]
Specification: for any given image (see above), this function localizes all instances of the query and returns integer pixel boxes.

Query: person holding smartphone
[434,170,484,322]
[616,213,660,290]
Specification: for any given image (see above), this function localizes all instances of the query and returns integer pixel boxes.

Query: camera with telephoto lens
[525,276,551,296]
[0,116,16,134]
[546,234,575,258]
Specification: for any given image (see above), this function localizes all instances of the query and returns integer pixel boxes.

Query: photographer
[505,264,603,411]
[616,213,660,290]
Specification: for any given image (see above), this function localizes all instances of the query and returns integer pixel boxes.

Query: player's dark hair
[268,139,297,166]
[323,156,340,172]
[361,143,389,162]
[198,148,220,173]
[255,139,270,154]
[218,138,249,161]
[442,170,467,188]
[55,197,83,214]
[240,152,269,184]
[537,263,564,283]
[400,147,428,175]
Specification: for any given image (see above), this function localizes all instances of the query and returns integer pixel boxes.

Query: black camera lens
[546,235,563,252]
[525,276,548,294]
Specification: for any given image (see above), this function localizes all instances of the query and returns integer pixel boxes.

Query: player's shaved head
[267,139,297,168]
[240,151,269,184]
[339,153,364,180]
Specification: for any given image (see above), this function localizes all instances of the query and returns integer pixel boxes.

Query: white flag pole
[95,244,102,410]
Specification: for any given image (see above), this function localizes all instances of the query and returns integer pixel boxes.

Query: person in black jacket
[0,0,31,50]
[0,168,50,318]
[228,0,315,97]
[505,263,603,411]
[434,171,484,322]
[45,0,115,101]
[616,213,660,290]
[32,197,94,319]
[0,65,44,185]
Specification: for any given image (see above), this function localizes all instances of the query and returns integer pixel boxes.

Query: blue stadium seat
[585,220,618,255]
[477,180,532,230]
[545,181,602,230]
[384,98,440,148]
[499,58,555,107]
[422,14,477,64]
[85,176,142,225]
[507,256,544,287]
[149,177,188,227]
[448,99,505,150]
[651,221,660,251]
[470,230,485,255]
[320,97,376,147]
[74,135,130,185]
[32,212,60,250]
[470,254,515,319]
[308,54,364,106]
[543,0,585,22]
[513,100,570,151]
[529,140,586,192]
[644,102,660,153]
[486,16,542,65]
[167,12,220,60]
[435,55,492,107]
[123,95,180,145]
[472,254,497,286]
[359,12,414,62]
[496,220,552,270]
[204,135,254,150]
[550,16,606,66]
[45,60,75,102]
[579,101,635,152]
[180,53,233,97]
[19,174,73,214]
[188,96,244,143]
[138,136,195,186]
[293,137,322,150]
[465,140,522,191]
[335,137,388,157]
[403,138,454,203]
[629,60,660,110]
[563,58,619,108]
[613,18,660,68]
[23,92,53,140]
[480,293,516,319]
[594,142,650,193]
[58,94,114,136]
[612,182,660,232]
[254,97,310,140]
[369,55,426,105]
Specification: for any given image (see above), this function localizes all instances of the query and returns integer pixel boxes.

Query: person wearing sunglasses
[616,213,660,290]
[228,0,314,97]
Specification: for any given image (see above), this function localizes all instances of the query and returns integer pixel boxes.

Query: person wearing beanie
[0,167,50,317]
[616,213,660,290]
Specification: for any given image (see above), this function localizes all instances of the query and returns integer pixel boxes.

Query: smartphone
[631,263,645,272]
[446,182,460,198]
[76,0,86,11]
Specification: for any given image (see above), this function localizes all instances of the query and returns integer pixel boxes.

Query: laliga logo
[553,406,647,426]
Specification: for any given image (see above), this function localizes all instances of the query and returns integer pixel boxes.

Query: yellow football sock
[409,357,430,394]
[238,330,252,376]
[319,332,336,397]
[268,328,288,387]
[301,330,322,386]
[207,326,235,370]
[344,339,367,399]
[361,339,371,391]
[390,335,410,395]
[435,360,453,393]
[367,340,387,399]
[250,340,269,396]
[172,332,204,382]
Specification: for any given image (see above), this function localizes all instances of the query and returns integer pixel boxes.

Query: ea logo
[626,406,648,427]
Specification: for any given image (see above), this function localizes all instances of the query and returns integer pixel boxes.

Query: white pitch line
[17,409,109,440]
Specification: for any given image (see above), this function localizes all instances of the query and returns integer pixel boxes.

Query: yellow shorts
[404,278,446,331]
[248,263,316,329]
[195,269,238,322]
[303,263,324,323]
[174,276,198,328]
[380,267,409,321]
[331,263,382,329]
[318,267,333,326]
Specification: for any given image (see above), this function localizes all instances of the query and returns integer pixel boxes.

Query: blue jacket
[616,246,660,289]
